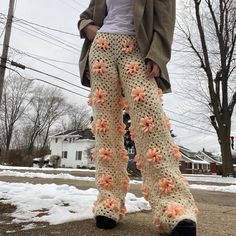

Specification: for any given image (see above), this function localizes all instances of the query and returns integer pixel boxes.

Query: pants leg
[115,35,198,234]
[88,33,130,222]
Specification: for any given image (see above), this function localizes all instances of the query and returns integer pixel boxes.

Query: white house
[49,129,95,169]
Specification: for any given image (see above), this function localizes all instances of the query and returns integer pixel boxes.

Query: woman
[78,1,198,235]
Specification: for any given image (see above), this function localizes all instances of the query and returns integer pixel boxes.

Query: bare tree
[178,0,236,176]
[24,86,67,154]
[66,104,91,130]
[0,76,32,150]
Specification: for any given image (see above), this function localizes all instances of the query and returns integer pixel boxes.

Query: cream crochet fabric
[88,32,198,234]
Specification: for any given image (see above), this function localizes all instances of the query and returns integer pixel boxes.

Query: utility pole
[0,0,15,105]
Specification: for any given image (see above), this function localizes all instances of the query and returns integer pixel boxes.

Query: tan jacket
[78,0,176,93]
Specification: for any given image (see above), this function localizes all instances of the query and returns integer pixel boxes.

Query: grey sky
[0,0,235,152]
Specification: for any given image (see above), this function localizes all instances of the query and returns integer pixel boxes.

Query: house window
[62,151,68,159]
[76,151,82,160]
[55,138,58,143]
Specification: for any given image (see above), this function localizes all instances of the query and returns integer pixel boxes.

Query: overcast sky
[0,0,235,153]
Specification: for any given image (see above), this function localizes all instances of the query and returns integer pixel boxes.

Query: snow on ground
[190,184,236,193]
[0,181,151,226]
[1,169,236,185]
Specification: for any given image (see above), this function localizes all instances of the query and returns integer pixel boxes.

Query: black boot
[171,220,196,236]
[96,216,117,229]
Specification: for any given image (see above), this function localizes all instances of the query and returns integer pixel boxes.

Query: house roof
[51,129,95,140]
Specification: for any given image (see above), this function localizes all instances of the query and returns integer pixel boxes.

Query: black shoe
[171,220,196,236]
[96,216,117,229]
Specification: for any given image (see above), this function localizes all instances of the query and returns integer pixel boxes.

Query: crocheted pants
[88,32,197,234]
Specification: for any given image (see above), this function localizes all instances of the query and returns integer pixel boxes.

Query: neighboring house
[179,146,211,174]
[50,129,95,169]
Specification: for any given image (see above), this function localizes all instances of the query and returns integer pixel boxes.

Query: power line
[2,65,88,98]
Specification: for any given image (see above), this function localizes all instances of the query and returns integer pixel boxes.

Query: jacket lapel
[133,0,147,28]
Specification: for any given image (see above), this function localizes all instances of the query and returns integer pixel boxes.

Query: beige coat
[78,0,176,93]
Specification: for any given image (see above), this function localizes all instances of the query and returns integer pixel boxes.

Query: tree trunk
[219,128,235,177]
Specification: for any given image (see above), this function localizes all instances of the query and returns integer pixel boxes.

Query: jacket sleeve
[146,0,176,70]
[77,0,95,38]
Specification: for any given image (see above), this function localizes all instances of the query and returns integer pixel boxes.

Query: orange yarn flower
[131,87,146,102]
[118,122,126,135]
[118,96,130,113]
[90,148,96,162]
[193,206,200,216]
[146,148,162,164]
[91,122,96,135]
[96,37,109,50]
[94,89,107,104]
[141,184,149,200]
[171,144,181,161]
[99,175,113,189]
[153,218,165,232]
[92,59,107,75]
[156,88,163,102]
[103,198,118,211]
[99,147,112,161]
[140,116,155,133]
[119,207,127,219]
[122,39,135,54]
[165,203,185,218]
[163,113,171,130]
[158,178,175,195]
[123,176,130,191]
[95,119,109,133]
[128,125,136,140]
[125,61,139,75]
[120,149,129,162]
[87,93,93,106]
[92,200,97,214]
[134,154,142,170]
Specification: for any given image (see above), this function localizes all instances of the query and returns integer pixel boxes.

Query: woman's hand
[146,60,160,79]
[84,24,100,41]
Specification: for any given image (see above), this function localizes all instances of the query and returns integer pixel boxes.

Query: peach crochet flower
[128,125,136,140]
[103,198,118,211]
[141,184,149,200]
[140,116,155,133]
[165,203,185,218]
[146,148,162,164]
[90,148,96,162]
[95,119,109,133]
[153,218,165,232]
[94,89,107,104]
[193,206,200,216]
[99,175,113,189]
[134,154,142,170]
[119,207,127,219]
[122,39,135,54]
[131,87,146,102]
[91,122,96,135]
[156,88,163,102]
[125,61,139,75]
[96,37,109,50]
[92,200,97,214]
[118,96,130,113]
[163,113,171,130]
[158,178,175,195]
[120,149,129,162]
[118,122,126,135]
[87,93,93,106]
[171,144,181,161]
[99,147,112,161]
[123,176,130,191]
[92,59,107,75]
